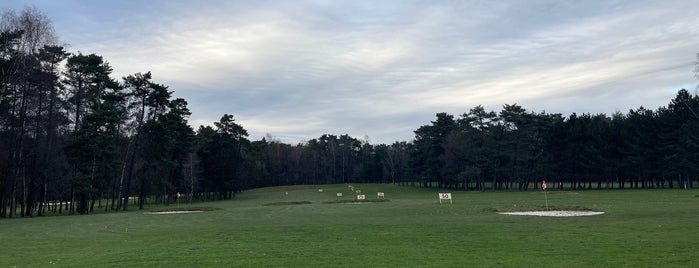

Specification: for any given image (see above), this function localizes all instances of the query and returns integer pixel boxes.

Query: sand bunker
[143,210,204,215]
[498,211,604,217]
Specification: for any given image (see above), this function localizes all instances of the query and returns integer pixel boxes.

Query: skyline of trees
[1,7,698,219]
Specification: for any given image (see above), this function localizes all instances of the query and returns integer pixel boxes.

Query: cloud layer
[7,0,698,143]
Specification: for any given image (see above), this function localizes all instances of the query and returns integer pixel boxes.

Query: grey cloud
[22,0,699,144]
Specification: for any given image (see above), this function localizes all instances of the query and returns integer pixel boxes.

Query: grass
[149,207,218,212]
[1,184,699,267]
[323,199,390,204]
[263,201,312,206]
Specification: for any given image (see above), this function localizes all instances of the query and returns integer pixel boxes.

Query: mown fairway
[2,184,698,267]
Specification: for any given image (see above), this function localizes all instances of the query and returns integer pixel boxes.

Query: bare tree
[0,6,59,218]
[0,6,57,54]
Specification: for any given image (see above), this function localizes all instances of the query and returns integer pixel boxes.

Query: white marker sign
[336,192,343,197]
[318,189,323,192]
[357,194,366,200]
[377,192,385,198]
[439,193,452,204]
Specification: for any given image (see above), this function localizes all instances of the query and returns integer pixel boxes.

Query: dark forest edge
[1,7,698,218]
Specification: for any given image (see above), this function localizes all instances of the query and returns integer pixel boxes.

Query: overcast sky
[4,0,698,144]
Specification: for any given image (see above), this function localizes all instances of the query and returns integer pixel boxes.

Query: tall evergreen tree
[197,114,248,199]
[63,53,123,214]
[411,112,455,188]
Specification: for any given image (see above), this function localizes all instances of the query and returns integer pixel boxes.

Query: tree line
[1,7,698,218]
[0,7,234,218]
[241,87,699,193]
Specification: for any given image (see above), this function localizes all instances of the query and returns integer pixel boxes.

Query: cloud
[397,4,698,114]
[26,0,699,144]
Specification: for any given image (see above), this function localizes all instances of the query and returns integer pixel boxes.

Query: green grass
[263,201,312,206]
[2,184,699,267]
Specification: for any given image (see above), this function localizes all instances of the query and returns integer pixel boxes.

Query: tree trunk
[10,182,17,218]
[122,151,138,211]
[38,180,47,216]
[69,179,75,215]
[138,168,146,210]
[90,193,96,213]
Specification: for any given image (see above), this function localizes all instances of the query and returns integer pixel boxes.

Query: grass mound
[150,207,217,212]
[323,199,390,204]
[491,205,596,212]
[263,201,312,206]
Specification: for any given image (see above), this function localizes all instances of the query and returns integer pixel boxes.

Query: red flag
[542,180,547,190]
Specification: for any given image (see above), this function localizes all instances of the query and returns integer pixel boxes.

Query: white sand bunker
[499,211,604,217]
[143,210,204,215]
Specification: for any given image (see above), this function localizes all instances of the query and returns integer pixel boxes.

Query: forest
[1,7,698,218]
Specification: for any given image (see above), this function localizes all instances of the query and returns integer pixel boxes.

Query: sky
[3,0,699,144]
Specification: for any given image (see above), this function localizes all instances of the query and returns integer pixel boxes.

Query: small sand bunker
[499,211,604,217]
[143,210,204,215]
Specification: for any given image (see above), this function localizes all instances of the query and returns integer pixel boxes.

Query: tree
[660,89,699,188]
[63,53,123,214]
[33,45,69,216]
[0,7,60,217]
[378,142,410,184]
[145,98,194,206]
[499,104,535,190]
[120,72,171,211]
[197,114,248,199]
[459,106,500,190]
[411,112,455,188]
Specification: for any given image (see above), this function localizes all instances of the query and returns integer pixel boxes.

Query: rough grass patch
[150,207,217,212]
[492,205,596,212]
[263,201,312,206]
[323,199,390,204]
